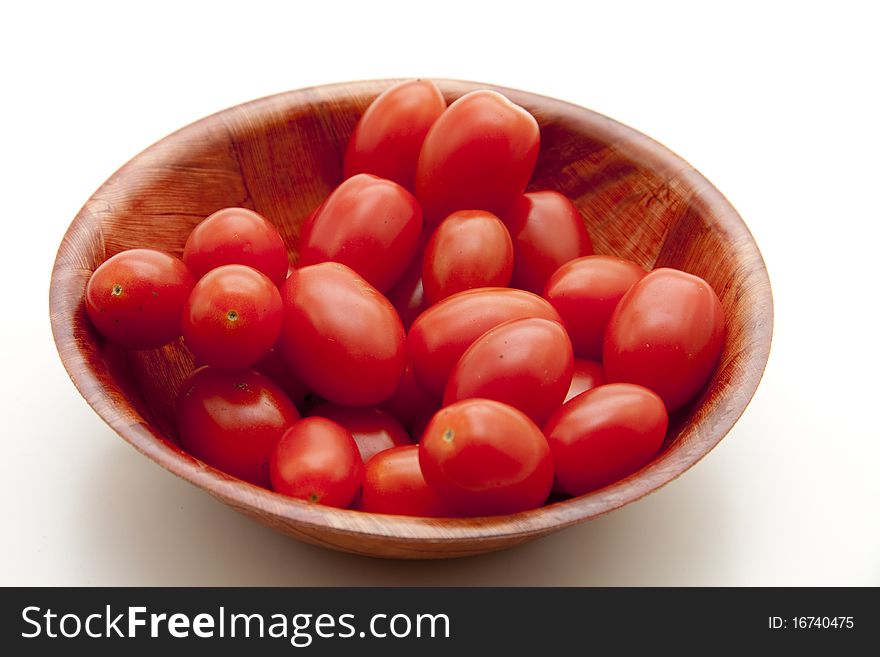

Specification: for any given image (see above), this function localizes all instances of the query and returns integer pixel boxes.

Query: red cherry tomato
[421,210,514,305]
[505,191,593,294]
[604,268,726,411]
[183,207,288,287]
[344,79,446,192]
[444,318,573,427]
[308,402,411,463]
[379,358,439,436]
[297,174,423,292]
[408,287,561,400]
[545,383,667,496]
[176,366,300,487]
[565,359,606,402]
[420,399,553,516]
[415,90,540,227]
[543,255,646,361]
[85,248,194,350]
[270,417,363,508]
[359,445,450,517]
[182,264,283,369]
[279,262,406,406]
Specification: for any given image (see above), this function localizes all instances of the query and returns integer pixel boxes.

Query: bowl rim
[49,78,774,546]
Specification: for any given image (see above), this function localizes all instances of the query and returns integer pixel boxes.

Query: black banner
[1,588,874,654]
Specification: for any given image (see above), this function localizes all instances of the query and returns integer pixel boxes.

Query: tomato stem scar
[443,428,455,442]
[111,284,123,296]
[226,310,239,322]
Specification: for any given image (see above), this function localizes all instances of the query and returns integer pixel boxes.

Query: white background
[2,1,878,585]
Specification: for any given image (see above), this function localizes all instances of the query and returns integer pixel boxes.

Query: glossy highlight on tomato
[444,317,574,427]
[505,191,593,294]
[279,262,406,406]
[183,207,289,286]
[85,248,195,350]
[545,383,667,496]
[420,399,553,516]
[181,264,283,369]
[270,417,363,508]
[603,268,726,411]
[176,366,301,488]
[359,445,449,517]
[408,287,562,400]
[297,174,423,292]
[344,79,446,192]
[544,255,646,361]
[415,90,540,226]
[421,210,514,304]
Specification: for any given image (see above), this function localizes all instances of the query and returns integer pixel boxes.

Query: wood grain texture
[49,79,773,559]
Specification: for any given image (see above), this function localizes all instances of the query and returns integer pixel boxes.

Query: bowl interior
[50,79,772,558]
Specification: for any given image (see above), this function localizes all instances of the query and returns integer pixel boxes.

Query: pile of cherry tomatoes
[84,80,725,518]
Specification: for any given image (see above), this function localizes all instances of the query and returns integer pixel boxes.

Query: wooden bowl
[50,79,773,559]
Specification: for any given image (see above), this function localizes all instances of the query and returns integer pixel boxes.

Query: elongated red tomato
[420,399,553,516]
[415,90,540,227]
[297,174,423,292]
[176,366,300,488]
[270,417,364,508]
[604,268,726,411]
[565,359,606,402]
[544,255,646,361]
[181,264,283,369]
[421,210,514,304]
[505,191,593,294]
[408,287,562,400]
[359,445,450,517]
[85,249,194,350]
[344,79,446,192]
[545,383,667,496]
[183,207,288,286]
[279,262,406,406]
[444,318,574,427]
[308,402,411,463]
